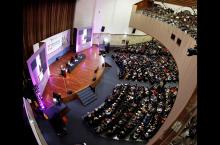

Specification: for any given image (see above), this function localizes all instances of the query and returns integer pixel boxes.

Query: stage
[42,46,105,108]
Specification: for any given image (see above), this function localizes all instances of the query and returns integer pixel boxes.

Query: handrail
[23,97,48,145]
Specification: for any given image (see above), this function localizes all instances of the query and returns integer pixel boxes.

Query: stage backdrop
[27,43,50,98]
[33,29,71,65]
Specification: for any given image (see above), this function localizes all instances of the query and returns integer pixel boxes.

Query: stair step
[79,91,94,100]
[82,94,96,104]
[83,97,97,106]
[81,94,96,102]
[78,88,92,96]
[77,86,97,106]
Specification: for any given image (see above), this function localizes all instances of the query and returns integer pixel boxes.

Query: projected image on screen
[27,43,50,97]
[36,55,44,81]
[79,28,92,45]
[87,28,92,42]
[77,27,92,53]
[39,49,47,74]
[30,50,47,84]
[79,29,87,45]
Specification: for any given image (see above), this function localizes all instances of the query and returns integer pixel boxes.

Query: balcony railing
[137,4,197,40]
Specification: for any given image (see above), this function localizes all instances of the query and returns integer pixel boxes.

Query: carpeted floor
[37,51,152,145]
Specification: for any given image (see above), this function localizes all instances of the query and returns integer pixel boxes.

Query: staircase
[77,87,97,106]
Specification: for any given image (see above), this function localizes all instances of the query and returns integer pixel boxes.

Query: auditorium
[22,0,197,145]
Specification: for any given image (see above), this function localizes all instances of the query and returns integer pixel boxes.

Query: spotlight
[187,48,197,56]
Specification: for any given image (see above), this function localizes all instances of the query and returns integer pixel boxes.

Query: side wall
[73,0,96,28]
[93,0,145,35]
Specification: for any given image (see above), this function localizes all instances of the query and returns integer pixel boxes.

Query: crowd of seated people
[138,4,197,40]
[112,40,178,84]
[169,115,197,145]
[83,83,178,142]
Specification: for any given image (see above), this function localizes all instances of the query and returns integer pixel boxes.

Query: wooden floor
[42,46,105,108]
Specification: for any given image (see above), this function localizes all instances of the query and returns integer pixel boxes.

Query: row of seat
[84,83,178,142]
[139,4,197,40]
[112,40,178,85]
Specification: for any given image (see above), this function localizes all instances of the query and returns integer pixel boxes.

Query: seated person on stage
[70,56,75,63]
[75,53,78,59]
[61,65,67,77]
[61,65,66,71]
[67,61,73,67]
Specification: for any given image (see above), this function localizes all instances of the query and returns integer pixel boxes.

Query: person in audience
[142,4,197,39]
[82,39,179,142]
[113,39,178,85]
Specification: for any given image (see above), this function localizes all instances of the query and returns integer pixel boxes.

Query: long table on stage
[42,47,105,108]
[66,54,86,73]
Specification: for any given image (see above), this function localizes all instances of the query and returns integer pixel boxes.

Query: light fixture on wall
[187,46,197,56]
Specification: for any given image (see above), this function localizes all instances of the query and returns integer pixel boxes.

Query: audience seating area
[83,39,179,143]
[83,83,178,142]
[138,4,197,40]
[112,40,178,85]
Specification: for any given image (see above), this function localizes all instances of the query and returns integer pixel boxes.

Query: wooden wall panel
[129,5,197,145]
[135,0,153,10]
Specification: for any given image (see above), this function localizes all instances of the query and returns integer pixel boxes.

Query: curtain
[23,0,76,65]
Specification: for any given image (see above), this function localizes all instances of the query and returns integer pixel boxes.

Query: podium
[44,103,70,135]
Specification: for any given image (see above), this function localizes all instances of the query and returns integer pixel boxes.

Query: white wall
[74,0,146,35]
[93,0,145,35]
[73,0,96,28]
[93,0,115,33]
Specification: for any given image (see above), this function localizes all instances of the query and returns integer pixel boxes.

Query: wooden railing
[135,0,153,11]
[156,0,197,7]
